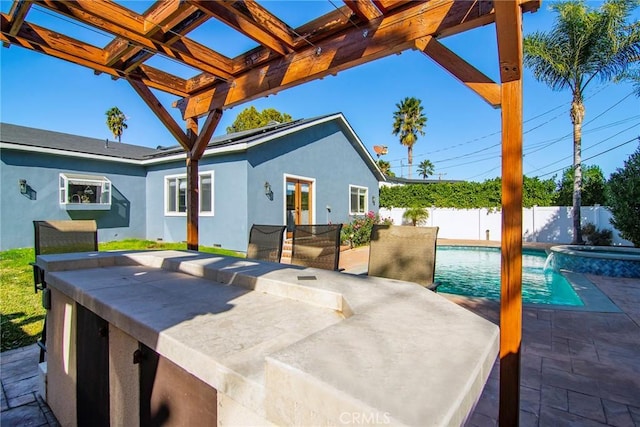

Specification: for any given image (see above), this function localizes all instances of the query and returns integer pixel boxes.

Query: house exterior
[0,114,383,251]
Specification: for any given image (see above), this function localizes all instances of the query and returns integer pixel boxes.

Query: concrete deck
[2,244,639,426]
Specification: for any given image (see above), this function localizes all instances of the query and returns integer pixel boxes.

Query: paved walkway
[2,245,639,426]
[1,344,58,426]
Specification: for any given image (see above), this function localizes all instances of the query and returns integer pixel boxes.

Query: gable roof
[0,114,384,180]
[0,123,162,161]
[150,115,331,158]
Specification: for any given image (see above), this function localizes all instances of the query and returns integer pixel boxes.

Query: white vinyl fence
[378,206,632,246]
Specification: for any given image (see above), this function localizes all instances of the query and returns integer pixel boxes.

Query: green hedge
[380,176,556,209]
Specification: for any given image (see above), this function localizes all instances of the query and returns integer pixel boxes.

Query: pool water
[435,246,584,306]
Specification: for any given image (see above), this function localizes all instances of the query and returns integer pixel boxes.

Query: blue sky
[1,1,638,181]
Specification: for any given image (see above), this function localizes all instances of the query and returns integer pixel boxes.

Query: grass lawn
[0,240,242,352]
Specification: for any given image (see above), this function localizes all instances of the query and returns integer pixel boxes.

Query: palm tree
[620,65,640,96]
[105,107,128,142]
[417,159,435,179]
[523,0,640,244]
[392,97,427,179]
[376,159,395,177]
[403,206,429,226]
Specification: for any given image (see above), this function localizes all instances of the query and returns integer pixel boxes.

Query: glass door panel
[286,181,296,232]
[285,178,313,236]
[300,182,310,224]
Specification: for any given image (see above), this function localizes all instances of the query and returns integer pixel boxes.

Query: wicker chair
[33,220,98,362]
[291,224,343,271]
[368,224,440,291]
[246,224,286,263]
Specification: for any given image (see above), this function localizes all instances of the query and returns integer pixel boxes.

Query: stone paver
[1,401,48,427]
[0,344,57,426]
[452,272,640,427]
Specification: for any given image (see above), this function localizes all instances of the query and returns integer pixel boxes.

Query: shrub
[581,223,612,246]
[607,147,640,247]
[341,211,393,247]
[379,176,556,209]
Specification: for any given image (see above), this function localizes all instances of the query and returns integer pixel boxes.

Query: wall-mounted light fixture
[371,195,376,206]
[264,181,273,200]
[19,179,27,194]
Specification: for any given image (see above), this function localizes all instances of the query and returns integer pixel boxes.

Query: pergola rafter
[0,1,540,424]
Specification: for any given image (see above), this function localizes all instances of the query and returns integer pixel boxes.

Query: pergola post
[185,110,223,250]
[495,2,524,425]
[186,155,199,250]
[499,79,523,426]
[186,117,199,250]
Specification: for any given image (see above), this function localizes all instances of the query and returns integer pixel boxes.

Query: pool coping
[548,270,621,312]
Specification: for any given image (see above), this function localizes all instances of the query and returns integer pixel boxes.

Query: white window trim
[164,171,215,217]
[349,185,368,215]
[59,173,112,210]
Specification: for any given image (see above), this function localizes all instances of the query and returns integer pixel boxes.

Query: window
[165,172,214,216]
[349,185,368,214]
[59,173,111,210]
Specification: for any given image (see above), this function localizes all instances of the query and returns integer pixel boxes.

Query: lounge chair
[246,224,286,263]
[291,224,343,271]
[368,224,440,291]
[33,220,98,362]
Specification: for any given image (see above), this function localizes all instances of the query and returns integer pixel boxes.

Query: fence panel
[377,206,632,246]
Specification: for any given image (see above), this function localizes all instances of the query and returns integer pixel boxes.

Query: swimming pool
[435,246,583,306]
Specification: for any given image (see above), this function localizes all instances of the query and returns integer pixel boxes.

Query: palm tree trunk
[570,98,585,244]
[408,145,413,179]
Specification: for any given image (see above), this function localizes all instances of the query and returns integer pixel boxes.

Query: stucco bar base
[38,250,499,426]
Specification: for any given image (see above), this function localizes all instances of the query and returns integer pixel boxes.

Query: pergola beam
[104,4,208,67]
[34,0,235,80]
[0,14,189,96]
[177,0,504,119]
[7,0,31,37]
[495,0,524,82]
[128,78,191,150]
[191,109,222,160]
[343,0,383,22]
[189,0,295,56]
[372,0,411,14]
[416,36,501,108]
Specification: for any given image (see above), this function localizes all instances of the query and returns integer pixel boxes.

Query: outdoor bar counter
[37,250,498,426]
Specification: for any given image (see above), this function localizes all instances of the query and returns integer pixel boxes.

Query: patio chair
[291,224,343,271]
[246,224,286,263]
[368,224,440,291]
[33,220,98,362]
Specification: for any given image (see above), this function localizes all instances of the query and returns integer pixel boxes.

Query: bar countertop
[37,250,498,426]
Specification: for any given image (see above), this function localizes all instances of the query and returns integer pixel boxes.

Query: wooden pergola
[1,1,540,424]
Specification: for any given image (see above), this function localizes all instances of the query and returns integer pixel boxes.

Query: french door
[286,178,313,235]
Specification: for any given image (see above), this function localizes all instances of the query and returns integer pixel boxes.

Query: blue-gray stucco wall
[246,119,380,238]
[145,154,249,252]
[145,120,379,252]
[1,150,147,250]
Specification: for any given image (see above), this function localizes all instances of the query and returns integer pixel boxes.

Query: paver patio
[1,247,638,426]
[455,273,640,426]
